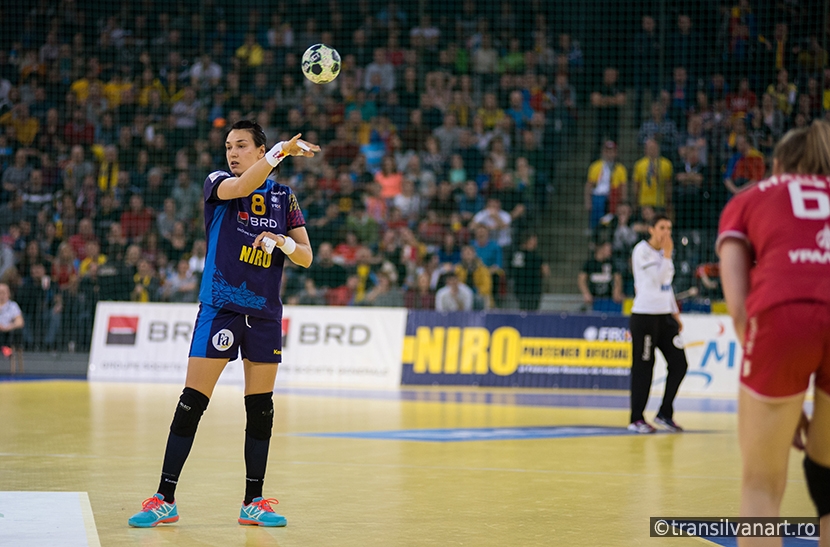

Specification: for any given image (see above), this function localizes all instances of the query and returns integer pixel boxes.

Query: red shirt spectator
[68,218,98,261]
[63,108,95,146]
[726,78,757,116]
[120,194,154,242]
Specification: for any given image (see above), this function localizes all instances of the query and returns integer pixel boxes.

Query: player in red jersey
[718,120,830,546]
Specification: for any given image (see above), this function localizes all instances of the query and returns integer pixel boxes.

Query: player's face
[649,220,672,247]
[225,129,265,175]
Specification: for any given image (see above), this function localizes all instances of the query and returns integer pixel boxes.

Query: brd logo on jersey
[237,212,249,225]
[212,329,234,351]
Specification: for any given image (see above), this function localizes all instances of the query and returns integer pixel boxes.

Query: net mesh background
[0,0,827,351]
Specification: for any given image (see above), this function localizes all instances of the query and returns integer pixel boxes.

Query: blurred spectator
[471,198,512,248]
[69,218,98,261]
[632,139,673,212]
[404,271,435,310]
[433,112,463,153]
[674,146,709,232]
[130,258,160,302]
[374,155,403,200]
[361,270,405,307]
[591,67,625,155]
[17,262,60,349]
[363,48,395,93]
[663,66,693,131]
[0,103,39,146]
[120,194,154,243]
[747,108,775,157]
[631,15,660,126]
[350,246,378,305]
[678,114,710,168]
[162,258,198,303]
[724,135,765,195]
[726,77,757,117]
[638,101,680,155]
[578,241,623,313]
[669,14,702,81]
[471,225,503,274]
[295,277,327,306]
[456,244,493,309]
[508,233,550,311]
[759,92,785,139]
[435,271,474,312]
[765,69,797,116]
[585,141,628,231]
[0,282,24,352]
[307,242,348,290]
[2,150,32,203]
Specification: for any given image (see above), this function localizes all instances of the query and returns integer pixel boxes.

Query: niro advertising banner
[401,311,633,389]
[89,302,407,388]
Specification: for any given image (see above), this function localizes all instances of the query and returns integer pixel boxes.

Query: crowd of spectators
[0,0,826,351]
[583,5,829,313]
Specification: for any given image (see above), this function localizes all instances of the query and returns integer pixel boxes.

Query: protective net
[0,1,827,351]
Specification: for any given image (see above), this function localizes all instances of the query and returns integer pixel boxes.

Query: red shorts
[741,302,830,398]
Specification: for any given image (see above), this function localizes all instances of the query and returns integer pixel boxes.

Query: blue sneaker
[128,494,179,528]
[239,497,287,527]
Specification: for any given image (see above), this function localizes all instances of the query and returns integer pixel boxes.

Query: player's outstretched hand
[283,133,321,157]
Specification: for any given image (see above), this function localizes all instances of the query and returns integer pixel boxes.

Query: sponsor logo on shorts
[106,316,139,345]
[212,329,234,351]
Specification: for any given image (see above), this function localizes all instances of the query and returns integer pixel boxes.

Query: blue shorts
[189,303,283,363]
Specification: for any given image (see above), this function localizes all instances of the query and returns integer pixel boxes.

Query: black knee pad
[245,392,274,441]
[170,387,209,437]
[803,455,830,517]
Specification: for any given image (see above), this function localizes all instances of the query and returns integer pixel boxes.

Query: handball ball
[301,44,341,84]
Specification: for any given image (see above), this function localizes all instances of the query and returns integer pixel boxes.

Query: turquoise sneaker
[238,497,287,527]
[128,494,179,528]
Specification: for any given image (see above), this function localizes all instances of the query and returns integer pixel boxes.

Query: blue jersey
[200,171,306,320]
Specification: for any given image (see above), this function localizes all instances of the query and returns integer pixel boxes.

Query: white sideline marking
[0,492,101,547]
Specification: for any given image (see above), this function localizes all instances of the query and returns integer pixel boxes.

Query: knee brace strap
[245,392,274,441]
[804,455,830,517]
[170,387,209,437]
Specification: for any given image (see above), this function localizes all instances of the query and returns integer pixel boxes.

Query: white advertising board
[88,303,407,389]
[652,314,743,397]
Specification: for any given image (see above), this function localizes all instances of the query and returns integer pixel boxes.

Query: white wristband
[265,141,287,167]
[277,236,297,255]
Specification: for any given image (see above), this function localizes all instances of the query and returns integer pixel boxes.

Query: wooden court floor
[0,380,817,547]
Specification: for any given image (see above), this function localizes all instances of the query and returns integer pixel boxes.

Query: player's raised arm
[217,133,320,200]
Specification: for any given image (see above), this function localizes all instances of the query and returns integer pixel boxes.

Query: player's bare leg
[806,389,830,547]
[243,360,279,395]
[737,387,805,547]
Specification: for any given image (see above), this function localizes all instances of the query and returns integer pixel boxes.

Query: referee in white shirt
[628,214,688,434]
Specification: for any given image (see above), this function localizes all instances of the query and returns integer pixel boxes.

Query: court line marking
[0,451,808,483]
[78,492,101,547]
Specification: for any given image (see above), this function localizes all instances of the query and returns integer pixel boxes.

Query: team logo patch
[237,211,249,225]
[106,316,138,345]
[212,329,234,351]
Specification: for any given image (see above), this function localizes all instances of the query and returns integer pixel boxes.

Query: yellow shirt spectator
[70,76,103,103]
[236,35,264,68]
[0,107,40,146]
[79,254,107,277]
[633,156,673,209]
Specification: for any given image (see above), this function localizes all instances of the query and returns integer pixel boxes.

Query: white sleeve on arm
[636,246,674,285]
